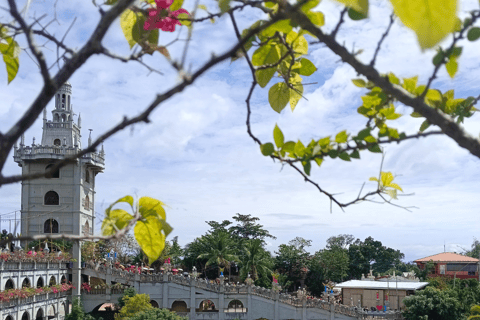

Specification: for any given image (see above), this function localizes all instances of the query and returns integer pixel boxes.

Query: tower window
[54,139,61,146]
[44,191,59,205]
[84,195,90,210]
[44,219,59,233]
[62,94,65,109]
[86,170,90,183]
[45,164,60,178]
[54,114,59,122]
[62,114,66,122]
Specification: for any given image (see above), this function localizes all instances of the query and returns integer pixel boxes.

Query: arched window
[61,114,66,122]
[5,279,14,290]
[44,191,59,205]
[227,300,245,312]
[83,221,90,235]
[44,219,59,233]
[5,316,14,320]
[62,94,65,109]
[68,115,72,121]
[199,300,216,312]
[85,170,90,183]
[22,278,31,288]
[68,96,70,110]
[36,308,44,320]
[150,300,159,308]
[36,277,44,288]
[53,139,61,146]
[21,311,29,320]
[45,164,59,178]
[54,113,59,122]
[49,276,56,286]
[84,195,90,210]
[61,275,67,284]
[171,301,188,312]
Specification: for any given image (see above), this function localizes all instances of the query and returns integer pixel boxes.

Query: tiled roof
[414,252,479,263]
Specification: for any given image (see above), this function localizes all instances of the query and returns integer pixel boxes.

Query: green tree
[229,214,276,241]
[325,234,355,250]
[129,308,187,320]
[116,294,153,320]
[197,231,239,277]
[239,239,273,281]
[66,299,95,320]
[465,238,480,259]
[403,286,463,320]
[274,237,312,291]
[117,288,137,309]
[468,305,480,320]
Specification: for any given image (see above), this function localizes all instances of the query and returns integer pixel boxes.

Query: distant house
[414,252,479,280]
[335,279,428,310]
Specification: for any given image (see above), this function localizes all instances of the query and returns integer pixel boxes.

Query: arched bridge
[82,265,403,320]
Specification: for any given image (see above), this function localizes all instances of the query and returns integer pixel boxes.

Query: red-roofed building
[414,252,479,280]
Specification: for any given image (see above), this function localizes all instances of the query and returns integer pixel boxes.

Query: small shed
[335,280,428,310]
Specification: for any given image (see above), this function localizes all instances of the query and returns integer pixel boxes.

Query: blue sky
[1,0,479,262]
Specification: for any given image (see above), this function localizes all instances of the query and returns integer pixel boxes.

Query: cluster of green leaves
[0,26,20,84]
[235,0,323,113]
[101,196,172,264]
[129,308,187,320]
[369,171,403,200]
[115,294,153,320]
[118,0,189,58]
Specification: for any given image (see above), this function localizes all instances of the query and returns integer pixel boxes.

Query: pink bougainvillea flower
[144,0,189,32]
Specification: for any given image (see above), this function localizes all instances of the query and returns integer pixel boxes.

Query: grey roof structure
[334,280,429,291]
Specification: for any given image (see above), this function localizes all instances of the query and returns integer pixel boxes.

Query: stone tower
[14,81,105,296]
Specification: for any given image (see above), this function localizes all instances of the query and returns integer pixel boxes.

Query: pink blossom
[144,0,189,32]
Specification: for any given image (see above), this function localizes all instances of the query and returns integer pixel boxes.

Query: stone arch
[61,114,66,122]
[5,278,14,290]
[85,195,90,209]
[35,308,44,320]
[5,316,14,320]
[45,164,60,178]
[68,114,72,121]
[54,113,59,122]
[22,277,31,288]
[21,311,30,320]
[227,299,245,312]
[61,275,67,283]
[199,299,217,312]
[150,300,159,308]
[44,219,59,233]
[59,303,67,318]
[68,96,70,109]
[171,300,188,312]
[44,191,59,206]
[53,138,61,146]
[36,277,44,288]
[49,275,56,286]
[62,94,66,109]
[47,305,55,320]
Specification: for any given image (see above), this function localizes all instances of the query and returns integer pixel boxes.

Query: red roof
[414,252,479,263]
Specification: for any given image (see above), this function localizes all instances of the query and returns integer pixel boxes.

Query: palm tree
[197,231,238,277]
[239,239,273,281]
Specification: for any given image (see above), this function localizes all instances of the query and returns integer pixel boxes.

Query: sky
[0,0,479,263]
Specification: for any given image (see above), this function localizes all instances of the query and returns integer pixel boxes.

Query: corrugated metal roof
[334,280,429,291]
[414,252,479,263]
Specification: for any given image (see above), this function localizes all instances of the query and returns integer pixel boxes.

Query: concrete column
[274,292,279,320]
[134,272,140,292]
[247,285,252,320]
[162,274,169,308]
[219,283,225,320]
[190,280,196,320]
[302,299,307,320]
[329,303,335,320]
[106,267,112,295]
[71,242,81,297]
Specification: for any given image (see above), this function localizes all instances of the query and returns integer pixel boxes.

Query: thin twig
[370,13,394,67]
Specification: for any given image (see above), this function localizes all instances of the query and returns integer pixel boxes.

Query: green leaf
[368,144,382,153]
[102,209,134,236]
[120,9,139,49]
[348,8,367,20]
[263,20,293,37]
[385,189,398,200]
[419,120,430,132]
[402,76,418,93]
[295,140,306,157]
[335,130,348,143]
[135,216,166,265]
[286,31,308,56]
[352,79,367,87]
[282,141,296,153]
[364,135,376,143]
[218,0,231,13]
[302,160,311,175]
[306,11,325,26]
[389,0,458,49]
[269,82,290,113]
[350,150,360,159]
[467,27,480,41]
[261,143,275,156]
[334,0,368,15]
[105,0,118,4]
[410,111,423,118]
[177,13,191,26]
[298,58,317,76]
[290,83,303,111]
[314,157,323,166]
[387,73,400,85]
[139,197,167,221]
[356,128,371,140]
[273,124,285,148]
[339,152,351,161]
[328,149,339,158]
[300,0,320,12]
[253,45,280,88]
[170,0,184,11]
[445,56,458,78]
[0,37,20,84]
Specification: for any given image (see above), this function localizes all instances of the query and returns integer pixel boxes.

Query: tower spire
[88,129,92,147]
